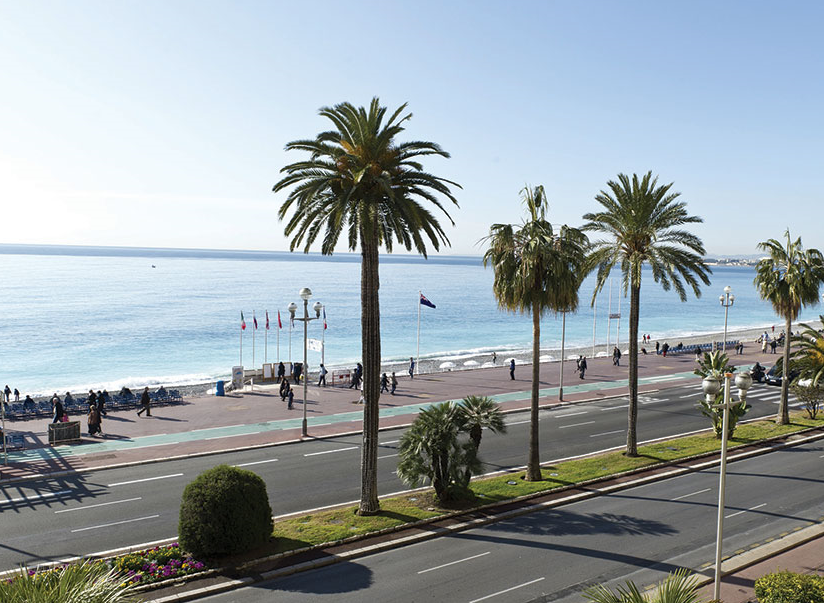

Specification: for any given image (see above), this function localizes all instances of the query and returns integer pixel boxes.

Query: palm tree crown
[754,231,824,423]
[274,98,460,514]
[483,185,588,480]
[789,317,824,387]
[583,172,710,456]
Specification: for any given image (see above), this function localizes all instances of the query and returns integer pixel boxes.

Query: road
[196,438,824,603]
[0,379,801,570]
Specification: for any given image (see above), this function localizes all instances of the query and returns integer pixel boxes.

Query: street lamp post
[289,289,322,437]
[702,370,752,601]
[720,286,735,353]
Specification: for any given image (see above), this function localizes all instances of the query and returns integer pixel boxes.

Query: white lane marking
[641,398,663,405]
[679,394,698,399]
[313,423,331,427]
[303,446,358,457]
[600,404,628,411]
[378,453,399,460]
[134,441,180,449]
[726,503,766,519]
[71,515,160,533]
[381,439,400,445]
[234,459,279,467]
[559,421,595,429]
[555,411,588,418]
[469,577,545,603]
[1,489,72,505]
[670,488,710,501]
[108,473,183,487]
[589,429,624,438]
[205,434,244,440]
[418,551,490,574]
[507,420,531,426]
[55,497,142,514]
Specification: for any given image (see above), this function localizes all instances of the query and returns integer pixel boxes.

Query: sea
[1,244,820,397]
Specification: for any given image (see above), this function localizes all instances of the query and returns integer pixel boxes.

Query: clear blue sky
[2,0,822,256]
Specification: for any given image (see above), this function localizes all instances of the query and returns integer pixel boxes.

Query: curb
[143,428,824,603]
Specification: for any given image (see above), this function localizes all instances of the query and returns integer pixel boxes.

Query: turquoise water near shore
[0,245,819,395]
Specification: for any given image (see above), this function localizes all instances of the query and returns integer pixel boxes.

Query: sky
[1,0,822,257]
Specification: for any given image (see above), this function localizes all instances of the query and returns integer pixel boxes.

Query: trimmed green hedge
[755,570,824,603]
[179,465,273,558]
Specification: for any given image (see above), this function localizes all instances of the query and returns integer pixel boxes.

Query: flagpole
[240,315,243,367]
[321,309,326,367]
[416,291,422,376]
[607,279,612,349]
[252,311,256,370]
[265,311,268,364]
[592,296,597,358]
[559,310,566,401]
[277,311,281,363]
[617,291,621,347]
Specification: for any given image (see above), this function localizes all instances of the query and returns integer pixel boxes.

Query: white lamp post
[289,289,322,437]
[720,286,735,353]
[702,370,752,601]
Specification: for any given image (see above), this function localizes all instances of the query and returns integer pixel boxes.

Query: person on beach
[492,351,497,364]
[579,356,588,379]
[318,363,328,387]
[380,373,389,393]
[655,341,660,354]
[277,361,286,382]
[391,372,398,395]
[3,385,10,403]
[509,358,515,380]
[137,386,152,417]
[409,357,415,379]
[51,393,64,423]
[771,339,778,353]
[13,388,19,402]
[762,338,769,354]
[612,346,621,366]
[65,391,74,406]
[88,403,102,436]
[23,395,35,412]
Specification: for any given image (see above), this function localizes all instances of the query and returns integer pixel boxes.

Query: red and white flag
[241,311,246,331]
[277,310,283,329]
[265,311,270,330]
[253,313,258,330]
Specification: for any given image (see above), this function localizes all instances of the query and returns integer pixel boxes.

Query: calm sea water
[0,245,819,395]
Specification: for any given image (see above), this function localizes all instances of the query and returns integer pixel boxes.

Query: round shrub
[755,570,824,603]
[179,464,273,558]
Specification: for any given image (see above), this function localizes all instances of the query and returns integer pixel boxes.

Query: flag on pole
[278,310,282,329]
[241,311,246,330]
[420,294,436,309]
[253,313,258,330]
[323,308,327,330]
[266,311,270,330]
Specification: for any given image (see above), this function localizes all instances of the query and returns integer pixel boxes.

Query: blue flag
[420,294,436,309]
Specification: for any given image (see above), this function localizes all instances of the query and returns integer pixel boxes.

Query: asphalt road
[0,380,802,570]
[196,438,824,603]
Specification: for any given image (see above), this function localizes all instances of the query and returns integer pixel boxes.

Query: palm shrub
[0,561,137,603]
[179,465,273,557]
[274,98,460,515]
[397,401,481,504]
[457,395,506,483]
[789,317,824,387]
[583,568,705,602]
[754,231,824,424]
[693,351,749,439]
[584,172,710,456]
[754,570,824,603]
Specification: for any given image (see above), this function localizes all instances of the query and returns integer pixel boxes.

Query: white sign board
[232,366,244,390]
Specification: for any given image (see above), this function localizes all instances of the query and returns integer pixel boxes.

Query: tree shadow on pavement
[484,507,678,538]
[252,558,373,595]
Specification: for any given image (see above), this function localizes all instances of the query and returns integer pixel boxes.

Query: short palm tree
[754,230,824,424]
[457,395,506,481]
[789,316,824,386]
[583,568,705,603]
[0,561,138,603]
[483,185,588,481]
[274,98,460,514]
[397,401,481,504]
[583,172,710,456]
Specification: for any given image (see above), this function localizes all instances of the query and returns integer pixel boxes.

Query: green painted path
[5,369,706,464]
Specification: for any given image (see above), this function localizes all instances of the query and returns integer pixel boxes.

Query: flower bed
[112,543,207,585]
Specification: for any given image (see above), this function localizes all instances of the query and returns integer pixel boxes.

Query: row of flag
[241,309,328,331]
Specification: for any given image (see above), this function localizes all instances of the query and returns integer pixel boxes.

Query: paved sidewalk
[0,348,762,483]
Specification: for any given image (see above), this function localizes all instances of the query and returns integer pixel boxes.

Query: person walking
[97,390,108,416]
[13,388,20,402]
[662,342,669,357]
[88,403,102,436]
[509,358,516,380]
[390,372,398,395]
[380,373,389,393]
[655,341,660,354]
[408,357,415,379]
[3,385,10,403]
[492,351,497,364]
[137,387,152,417]
[770,339,778,354]
[318,363,328,387]
[349,363,362,389]
[287,388,294,410]
[612,346,621,366]
[88,389,97,412]
[280,378,290,401]
[51,393,64,424]
[277,361,286,382]
[579,356,588,379]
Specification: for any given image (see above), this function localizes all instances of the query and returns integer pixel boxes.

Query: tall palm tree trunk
[358,238,381,515]
[778,314,792,425]
[526,308,542,481]
[626,283,640,457]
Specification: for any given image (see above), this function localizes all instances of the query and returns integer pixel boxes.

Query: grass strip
[270,412,824,553]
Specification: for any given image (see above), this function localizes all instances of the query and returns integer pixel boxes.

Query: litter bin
[215,380,225,396]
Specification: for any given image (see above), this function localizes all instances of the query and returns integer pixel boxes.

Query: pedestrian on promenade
[509,358,515,380]
[655,341,660,354]
[97,390,108,416]
[771,339,778,354]
[579,356,588,379]
[137,386,152,417]
[279,378,290,401]
[662,342,669,357]
[287,389,294,410]
[88,403,102,436]
[88,389,97,411]
[409,357,415,379]
[277,361,285,382]
[380,373,389,393]
[318,363,328,387]
[3,385,10,403]
[349,363,362,389]
[762,338,769,353]
[612,346,621,366]
[13,388,19,402]
[391,372,398,395]
[51,393,64,424]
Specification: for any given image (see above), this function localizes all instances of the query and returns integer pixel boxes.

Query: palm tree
[583,568,705,603]
[583,172,710,456]
[274,98,460,514]
[483,185,588,481]
[0,561,138,602]
[754,231,824,424]
[789,316,824,386]
[457,395,506,482]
